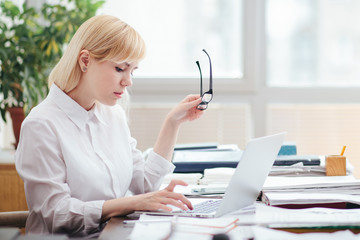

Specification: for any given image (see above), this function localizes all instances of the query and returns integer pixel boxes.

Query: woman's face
[86,59,138,106]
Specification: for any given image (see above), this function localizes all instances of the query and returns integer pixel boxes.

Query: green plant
[0,0,104,121]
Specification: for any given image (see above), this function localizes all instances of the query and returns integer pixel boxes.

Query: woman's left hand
[153,94,204,160]
[167,94,204,126]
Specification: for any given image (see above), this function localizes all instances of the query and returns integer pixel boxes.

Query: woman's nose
[121,74,133,87]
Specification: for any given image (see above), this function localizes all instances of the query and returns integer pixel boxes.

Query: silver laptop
[137,132,286,218]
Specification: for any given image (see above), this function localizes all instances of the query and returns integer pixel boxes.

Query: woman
[15,15,204,237]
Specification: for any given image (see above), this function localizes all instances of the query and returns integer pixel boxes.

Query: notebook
[136,132,286,218]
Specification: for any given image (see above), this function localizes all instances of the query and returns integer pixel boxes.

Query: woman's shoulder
[26,98,61,119]
[22,99,66,130]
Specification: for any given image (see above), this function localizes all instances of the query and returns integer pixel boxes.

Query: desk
[100,216,134,239]
[99,203,360,240]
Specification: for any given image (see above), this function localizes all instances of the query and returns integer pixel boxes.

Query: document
[251,226,360,240]
[162,173,203,185]
[263,176,359,192]
[252,204,360,227]
[262,192,360,207]
[200,168,235,185]
[129,214,239,240]
[261,176,360,208]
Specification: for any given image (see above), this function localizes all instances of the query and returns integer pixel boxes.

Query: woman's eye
[115,67,124,72]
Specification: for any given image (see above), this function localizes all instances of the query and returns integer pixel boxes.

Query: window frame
[129,0,258,96]
[131,0,360,138]
[3,0,360,149]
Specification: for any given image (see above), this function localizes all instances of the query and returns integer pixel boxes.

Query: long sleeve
[128,137,175,195]
[16,119,104,236]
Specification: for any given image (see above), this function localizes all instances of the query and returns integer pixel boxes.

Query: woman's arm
[153,95,203,161]
[101,179,192,221]
[103,96,203,220]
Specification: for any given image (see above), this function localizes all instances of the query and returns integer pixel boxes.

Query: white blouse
[15,84,175,237]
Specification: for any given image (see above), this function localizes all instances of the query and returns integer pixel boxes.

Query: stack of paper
[199,168,235,184]
[263,192,360,207]
[162,173,203,185]
[261,176,360,208]
[189,158,354,185]
[254,204,360,227]
[251,226,360,240]
[270,156,354,177]
[263,176,360,192]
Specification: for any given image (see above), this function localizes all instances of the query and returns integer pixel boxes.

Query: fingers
[188,96,202,105]
[181,94,202,103]
[163,180,193,210]
[186,98,203,109]
[164,191,193,210]
[155,193,192,211]
[160,197,189,211]
[165,179,188,192]
[187,107,204,121]
[132,180,194,213]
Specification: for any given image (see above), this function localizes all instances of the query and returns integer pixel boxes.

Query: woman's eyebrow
[116,62,138,69]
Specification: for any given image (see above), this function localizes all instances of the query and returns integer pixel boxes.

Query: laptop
[137,132,286,218]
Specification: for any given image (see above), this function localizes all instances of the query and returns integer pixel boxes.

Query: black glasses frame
[196,49,213,110]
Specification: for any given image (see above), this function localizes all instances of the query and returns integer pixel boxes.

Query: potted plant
[0,0,104,148]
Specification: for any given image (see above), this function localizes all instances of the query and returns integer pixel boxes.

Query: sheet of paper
[160,183,228,197]
[263,192,360,206]
[129,214,239,240]
[162,173,203,185]
[263,175,359,191]
[254,204,360,227]
[251,226,360,240]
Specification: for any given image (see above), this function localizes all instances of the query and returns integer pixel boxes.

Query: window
[266,0,360,87]
[98,0,243,79]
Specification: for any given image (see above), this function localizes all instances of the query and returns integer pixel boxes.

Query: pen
[341,146,346,156]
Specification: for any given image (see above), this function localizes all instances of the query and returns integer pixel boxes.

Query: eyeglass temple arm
[202,49,212,90]
[196,61,203,96]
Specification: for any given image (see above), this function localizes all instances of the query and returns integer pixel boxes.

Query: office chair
[0,211,28,228]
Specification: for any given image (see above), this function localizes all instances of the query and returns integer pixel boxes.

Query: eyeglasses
[196,49,213,110]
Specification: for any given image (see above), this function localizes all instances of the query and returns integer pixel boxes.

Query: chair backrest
[0,211,28,228]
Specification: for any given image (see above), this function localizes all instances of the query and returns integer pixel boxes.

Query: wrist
[101,197,137,221]
[165,113,181,129]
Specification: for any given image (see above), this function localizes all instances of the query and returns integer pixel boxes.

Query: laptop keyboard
[184,199,222,213]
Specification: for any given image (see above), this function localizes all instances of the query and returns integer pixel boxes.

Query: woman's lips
[114,92,123,98]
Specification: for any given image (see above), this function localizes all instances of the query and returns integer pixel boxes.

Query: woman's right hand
[102,179,193,221]
[132,179,193,212]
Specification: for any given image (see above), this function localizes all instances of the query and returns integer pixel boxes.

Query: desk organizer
[325,155,346,176]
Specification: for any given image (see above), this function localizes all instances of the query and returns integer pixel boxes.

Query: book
[274,155,320,166]
[172,146,242,173]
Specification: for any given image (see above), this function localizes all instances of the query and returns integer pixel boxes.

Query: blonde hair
[48,15,146,93]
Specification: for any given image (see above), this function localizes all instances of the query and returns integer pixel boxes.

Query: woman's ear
[78,50,90,72]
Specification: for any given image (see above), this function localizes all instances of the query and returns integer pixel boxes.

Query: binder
[172,147,242,173]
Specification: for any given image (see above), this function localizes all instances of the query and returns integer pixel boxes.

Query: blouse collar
[48,84,107,130]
